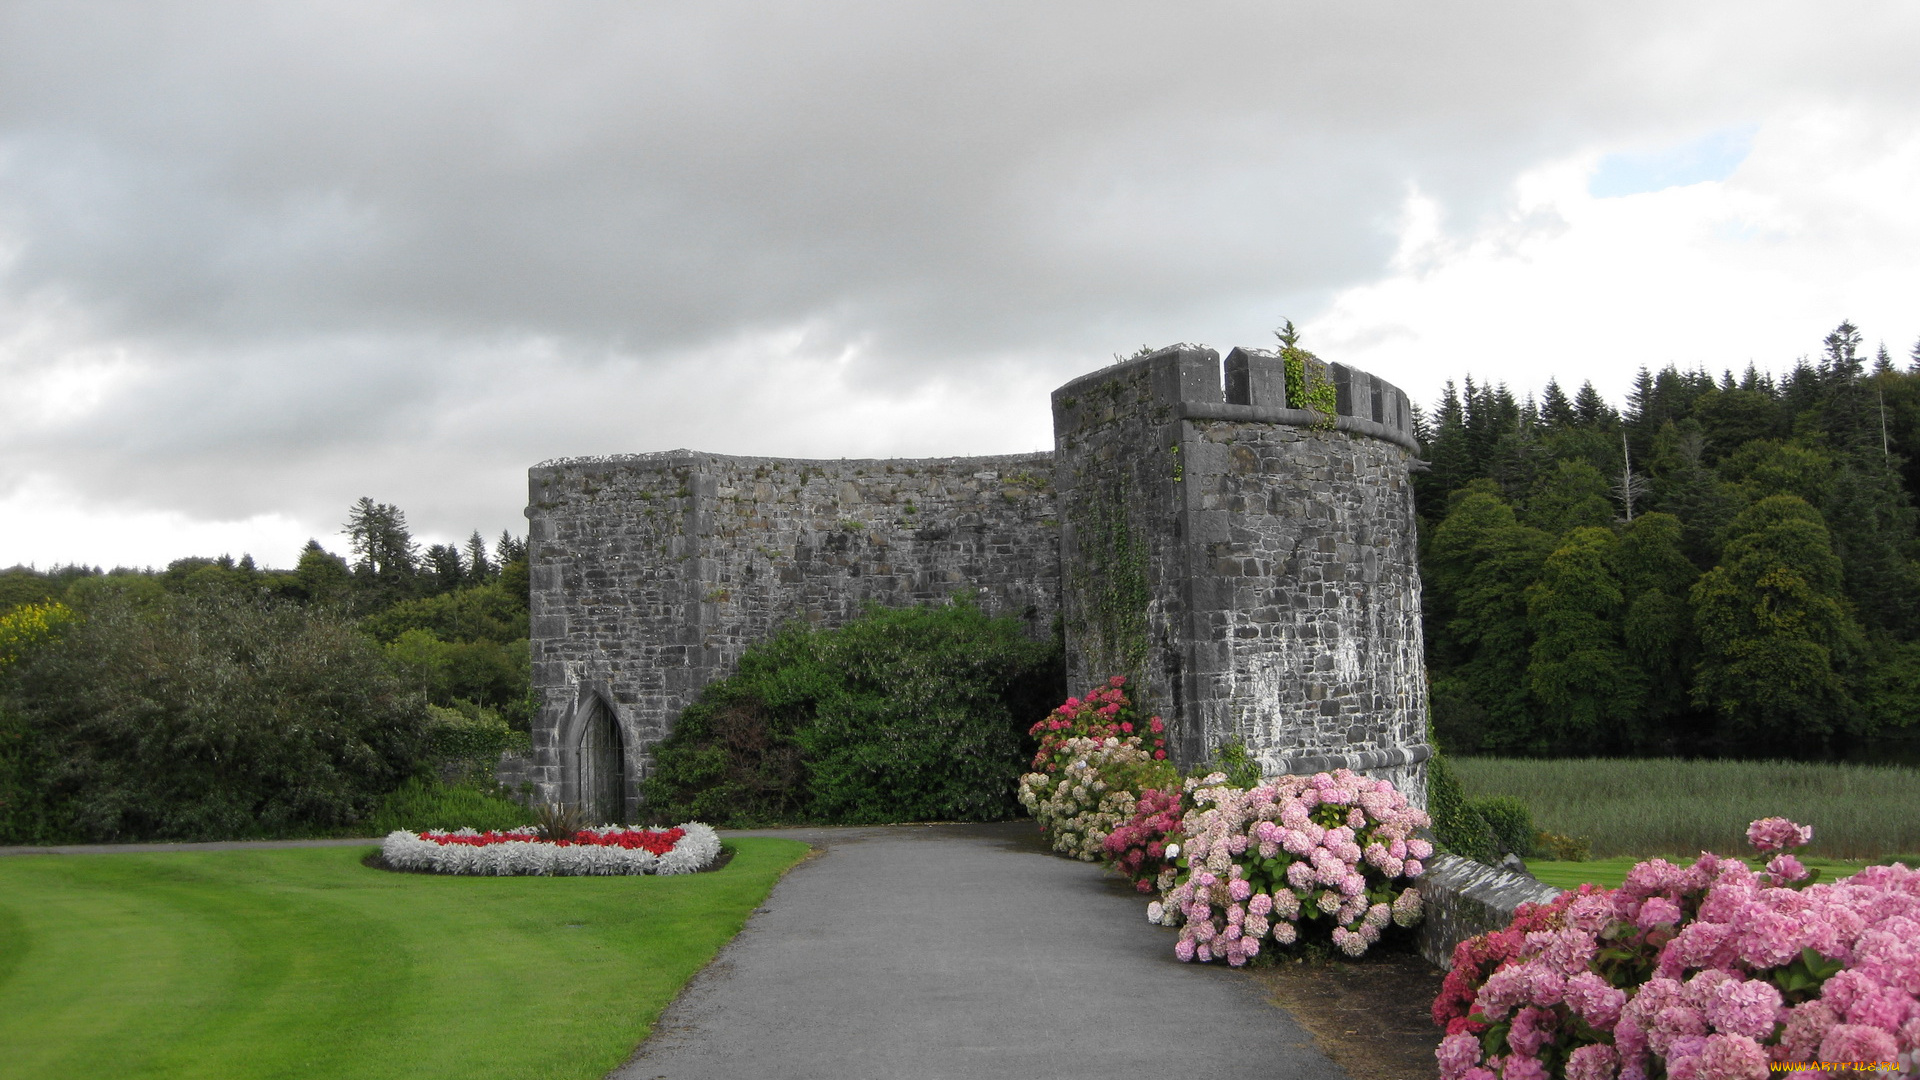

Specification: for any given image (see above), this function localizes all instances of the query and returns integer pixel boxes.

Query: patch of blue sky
[1588,124,1759,198]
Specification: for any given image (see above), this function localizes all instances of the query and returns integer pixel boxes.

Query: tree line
[1416,322,1920,763]
[0,503,533,842]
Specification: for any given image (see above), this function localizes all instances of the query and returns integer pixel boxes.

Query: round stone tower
[1051,345,1431,803]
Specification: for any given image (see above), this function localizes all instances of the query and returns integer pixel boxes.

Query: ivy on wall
[1276,320,1337,430]
[1066,478,1150,682]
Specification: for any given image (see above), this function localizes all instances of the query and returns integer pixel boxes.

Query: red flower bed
[417,827,687,855]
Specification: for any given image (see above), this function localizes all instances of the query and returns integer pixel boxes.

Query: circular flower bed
[380,823,722,876]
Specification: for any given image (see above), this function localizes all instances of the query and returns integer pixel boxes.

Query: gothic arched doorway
[576,699,627,825]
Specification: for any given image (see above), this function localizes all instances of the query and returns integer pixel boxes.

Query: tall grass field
[0,840,808,1080]
[1450,757,1920,860]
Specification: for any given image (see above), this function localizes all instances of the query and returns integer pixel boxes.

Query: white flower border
[380,822,723,876]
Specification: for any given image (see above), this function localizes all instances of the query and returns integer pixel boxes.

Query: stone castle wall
[525,451,1060,815]
[526,347,1430,814]
[1052,347,1430,803]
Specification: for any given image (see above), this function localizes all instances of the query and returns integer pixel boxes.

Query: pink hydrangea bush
[1435,818,1920,1079]
[1026,676,1168,769]
[1103,784,1185,894]
[1154,769,1432,966]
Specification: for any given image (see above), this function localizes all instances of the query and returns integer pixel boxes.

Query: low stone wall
[496,751,536,796]
[1415,854,1563,970]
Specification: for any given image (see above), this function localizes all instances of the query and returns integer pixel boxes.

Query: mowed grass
[1527,856,1888,892]
[0,839,809,1080]
[1451,757,1920,860]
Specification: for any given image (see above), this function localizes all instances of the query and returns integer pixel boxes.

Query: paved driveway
[615,821,1344,1080]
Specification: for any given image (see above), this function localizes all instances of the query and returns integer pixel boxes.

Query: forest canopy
[1418,322,1920,763]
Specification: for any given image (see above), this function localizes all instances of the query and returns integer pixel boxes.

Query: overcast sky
[4,1,1918,570]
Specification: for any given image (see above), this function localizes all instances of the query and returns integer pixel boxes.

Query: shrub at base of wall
[642,599,1065,827]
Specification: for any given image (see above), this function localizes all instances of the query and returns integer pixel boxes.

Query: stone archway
[576,698,627,825]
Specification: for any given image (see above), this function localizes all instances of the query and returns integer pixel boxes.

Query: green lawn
[1525,855,1888,892]
[0,839,809,1080]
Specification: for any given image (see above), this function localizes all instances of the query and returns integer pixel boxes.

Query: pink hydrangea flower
[1671,1032,1767,1080]
[1745,816,1812,853]
[1819,1023,1898,1065]
[1565,1043,1619,1080]
[1765,853,1809,883]
[1501,1055,1548,1080]
[1436,1032,1482,1079]
[1701,976,1782,1040]
[1637,896,1683,929]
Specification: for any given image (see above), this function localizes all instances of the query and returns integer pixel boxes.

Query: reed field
[1450,757,1920,860]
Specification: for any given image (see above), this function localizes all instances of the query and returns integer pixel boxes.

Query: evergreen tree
[1689,496,1864,756]
[1612,513,1707,753]
[1689,385,1780,462]
[1425,487,1554,754]
[343,498,419,602]
[463,531,495,585]
[423,543,465,595]
[1540,379,1576,428]
[293,540,352,605]
[1526,527,1642,754]
[495,532,528,566]
[1572,381,1614,427]
[1522,460,1614,537]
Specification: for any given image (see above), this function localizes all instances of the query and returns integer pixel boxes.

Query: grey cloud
[2,0,1917,559]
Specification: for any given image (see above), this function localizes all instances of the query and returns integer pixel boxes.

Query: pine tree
[343,498,419,600]
[1541,379,1576,428]
[1572,381,1614,427]
[463,531,495,584]
[495,532,529,566]
[423,543,464,595]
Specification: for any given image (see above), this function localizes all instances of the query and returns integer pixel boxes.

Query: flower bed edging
[380,823,723,876]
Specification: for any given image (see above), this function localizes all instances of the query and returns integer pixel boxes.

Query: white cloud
[1309,105,1920,410]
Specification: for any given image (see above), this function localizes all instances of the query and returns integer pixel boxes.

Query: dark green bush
[1424,751,1501,865]
[1533,829,1591,861]
[0,587,433,841]
[1467,794,1536,858]
[368,777,530,834]
[644,599,1063,826]
[423,700,530,785]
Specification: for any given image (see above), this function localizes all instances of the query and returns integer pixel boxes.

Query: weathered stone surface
[527,347,1431,816]
[525,451,1059,816]
[1415,854,1563,970]
[1052,346,1430,803]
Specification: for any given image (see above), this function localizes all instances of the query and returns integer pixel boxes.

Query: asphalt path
[616,821,1344,1080]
